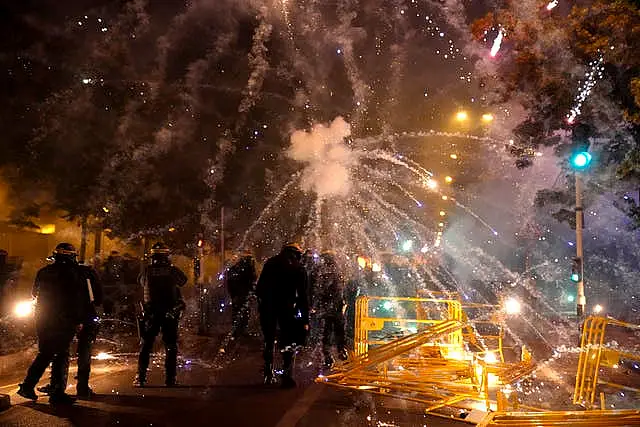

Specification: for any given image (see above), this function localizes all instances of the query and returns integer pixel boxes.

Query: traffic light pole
[575,173,586,318]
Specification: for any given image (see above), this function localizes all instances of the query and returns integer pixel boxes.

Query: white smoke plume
[286,117,355,198]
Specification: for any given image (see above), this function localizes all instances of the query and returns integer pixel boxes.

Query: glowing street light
[441,195,448,201]
[450,154,458,160]
[439,211,446,217]
[402,240,414,252]
[426,179,438,190]
[593,304,603,314]
[444,176,453,183]
[371,262,382,272]
[14,300,35,318]
[455,111,469,122]
[481,113,494,123]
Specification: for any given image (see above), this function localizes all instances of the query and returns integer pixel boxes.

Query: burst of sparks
[566,55,605,124]
[490,29,504,57]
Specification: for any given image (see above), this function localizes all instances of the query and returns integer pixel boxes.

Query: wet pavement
[0,334,470,427]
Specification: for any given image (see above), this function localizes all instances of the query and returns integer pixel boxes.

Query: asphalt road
[0,333,471,427]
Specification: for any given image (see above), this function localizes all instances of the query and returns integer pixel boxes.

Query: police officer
[18,243,85,404]
[37,262,103,399]
[316,250,348,368]
[256,242,309,388]
[226,250,257,337]
[135,242,187,387]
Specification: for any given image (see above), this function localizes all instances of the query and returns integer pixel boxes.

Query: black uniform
[226,255,257,337]
[316,253,347,366]
[137,258,187,386]
[21,257,85,399]
[76,264,103,394]
[256,246,309,386]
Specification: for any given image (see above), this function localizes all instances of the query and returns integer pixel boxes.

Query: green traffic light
[570,152,592,170]
[571,272,580,282]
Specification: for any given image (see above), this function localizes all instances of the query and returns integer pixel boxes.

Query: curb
[0,394,9,412]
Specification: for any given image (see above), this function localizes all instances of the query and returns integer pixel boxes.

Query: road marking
[275,383,324,427]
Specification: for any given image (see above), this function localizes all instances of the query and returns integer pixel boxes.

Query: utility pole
[79,216,88,263]
[575,173,585,318]
[220,206,225,269]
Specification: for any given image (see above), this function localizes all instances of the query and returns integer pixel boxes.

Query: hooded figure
[256,243,309,388]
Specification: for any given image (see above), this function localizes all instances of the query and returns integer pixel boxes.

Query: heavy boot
[280,351,296,389]
[263,362,275,384]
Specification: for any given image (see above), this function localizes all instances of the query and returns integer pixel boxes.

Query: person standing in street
[18,243,85,405]
[226,250,257,338]
[256,242,309,388]
[37,261,103,399]
[135,242,187,387]
[316,250,348,368]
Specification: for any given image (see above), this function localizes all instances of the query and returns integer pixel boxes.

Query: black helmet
[53,243,78,263]
[150,242,170,264]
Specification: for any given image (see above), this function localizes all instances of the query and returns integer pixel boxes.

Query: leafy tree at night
[472,0,640,226]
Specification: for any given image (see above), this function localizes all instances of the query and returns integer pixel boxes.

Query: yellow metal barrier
[477,409,640,426]
[573,316,640,408]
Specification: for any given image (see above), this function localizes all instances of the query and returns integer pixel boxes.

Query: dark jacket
[140,262,187,313]
[256,250,309,324]
[315,257,345,316]
[32,261,85,326]
[226,256,257,299]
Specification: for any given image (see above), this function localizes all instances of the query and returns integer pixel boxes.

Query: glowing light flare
[546,0,559,10]
[503,297,521,315]
[426,179,438,190]
[449,154,458,159]
[455,111,469,122]
[444,176,453,183]
[402,240,414,251]
[484,352,498,364]
[94,352,115,360]
[357,256,367,269]
[593,304,604,314]
[14,300,35,318]
[490,29,504,57]
[439,211,446,216]
[481,113,494,123]
[39,224,55,235]
[382,301,393,310]
[371,263,382,272]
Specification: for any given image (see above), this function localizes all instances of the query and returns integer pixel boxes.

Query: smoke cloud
[287,117,355,199]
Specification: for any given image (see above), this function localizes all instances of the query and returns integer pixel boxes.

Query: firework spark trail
[363,150,433,181]
[566,55,605,124]
[360,184,431,238]
[361,165,424,207]
[490,28,504,57]
[239,172,302,249]
[546,0,559,10]
[237,8,273,118]
[452,199,499,236]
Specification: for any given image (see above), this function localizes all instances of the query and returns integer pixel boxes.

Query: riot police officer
[256,242,309,388]
[226,250,257,337]
[135,242,187,387]
[18,243,85,404]
[37,262,103,399]
[316,250,348,368]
